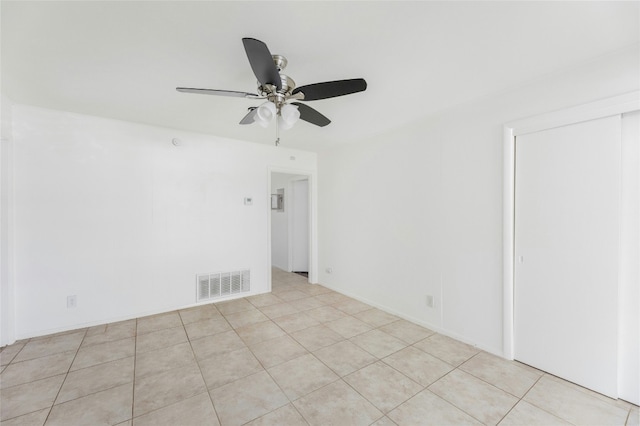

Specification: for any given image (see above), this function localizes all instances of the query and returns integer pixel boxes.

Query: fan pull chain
[275,109,280,146]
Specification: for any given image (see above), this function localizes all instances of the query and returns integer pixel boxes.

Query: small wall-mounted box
[271,193,284,211]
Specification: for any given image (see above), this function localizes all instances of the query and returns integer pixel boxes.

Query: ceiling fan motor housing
[260,72,296,109]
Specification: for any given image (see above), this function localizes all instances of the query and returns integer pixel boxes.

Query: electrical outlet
[426,295,434,308]
[325,267,333,274]
[67,295,77,308]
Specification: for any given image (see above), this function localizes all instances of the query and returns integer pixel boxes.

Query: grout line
[130,318,138,422]
[180,309,223,426]
[42,327,88,425]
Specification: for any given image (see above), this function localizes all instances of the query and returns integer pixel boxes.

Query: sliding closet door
[514,115,621,398]
[619,110,639,404]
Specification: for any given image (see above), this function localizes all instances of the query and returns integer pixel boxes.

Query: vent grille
[196,270,250,302]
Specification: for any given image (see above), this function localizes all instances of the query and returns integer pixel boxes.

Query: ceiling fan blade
[291,102,331,127]
[239,108,257,125]
[242,38,282,91]
[176,87,260,98]
[292,78,367,101]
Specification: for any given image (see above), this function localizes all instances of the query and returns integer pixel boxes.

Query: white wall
[1,95,15,346]
[10,105,316,339]
[317,46,640,355]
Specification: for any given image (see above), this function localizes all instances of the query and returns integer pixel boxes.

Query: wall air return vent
[196,270,250,302]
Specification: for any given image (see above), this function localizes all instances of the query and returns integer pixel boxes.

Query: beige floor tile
[82,321,136,347]
[523,375,629,425]
[215,298,255,315]
[85,319,134,337]
[136,312,182,335]
[460,352,541,397]
[184,318,231,341]
[544,373,635,411]
[294,379,383,426]
[47,382,133,426]
[628,407,639,426]
[133,363,206,417]
[0,351,74,389]
[0,374,65,421]
[178,304,221,325]
[305,306,348,323]
[248,335,308,368]
[370,416,398,426]
[344,362,422,413]
[135,342,196,379]
[288,296,326,311]
[56,356,134,404]
[325,316,372,338]
[302,284,332,296]
[210,370,288,426]
[276,290,310,302]
[245,403,307,426]
[199,347,263,390]
[0,341,27,366]
[387,389,482,426]
[290,325,344,352]
[224,309,270,329]
[272,312,320,333]
[353,308,399,327]
[378,319,435,344]
[30,329,86,342]
[429,369,518,425]
[414,333,479,366]
[298,284,332,296]
[350,329,407,358]
[135,325,188,354]
[246,293,284,308]
[0,407,49,426]
[331,299,373,315]
[234,320,286,346]
[268,353,339,400]
[313,292,352,305]
[498,400,572,425]
[133,392,219,426]
[72,337,135,371]
[383,346,453,387]
[313,340,377,377]
[191,330,247,361]
[13,332,84,363]
[114,421,132,426]
[258,302,301,319]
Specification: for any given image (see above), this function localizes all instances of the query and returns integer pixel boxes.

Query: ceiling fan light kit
[177,37,367,146]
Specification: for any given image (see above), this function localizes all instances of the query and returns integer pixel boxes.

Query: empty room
[0,1,638,425]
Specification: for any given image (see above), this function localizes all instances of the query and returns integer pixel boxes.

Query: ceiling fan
[177,37,367,145]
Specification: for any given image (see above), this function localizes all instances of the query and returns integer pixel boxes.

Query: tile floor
[1,268,638,425]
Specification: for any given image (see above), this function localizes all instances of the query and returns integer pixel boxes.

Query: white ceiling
[2,1,638,151]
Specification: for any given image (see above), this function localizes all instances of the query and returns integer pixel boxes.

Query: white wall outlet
[325,267,333,274]
[426,295,434,308]
[244,197,253,205]
[67,295,77,308]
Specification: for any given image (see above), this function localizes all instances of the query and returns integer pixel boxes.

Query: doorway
[270,172,311,283]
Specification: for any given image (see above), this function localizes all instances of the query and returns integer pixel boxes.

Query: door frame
[502,91,639,359]
[267,167,317,291]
